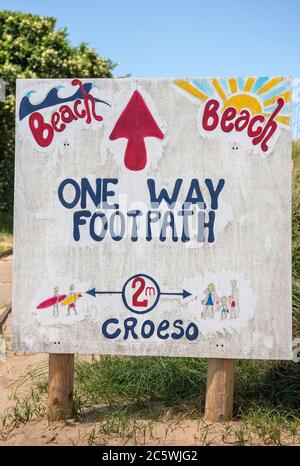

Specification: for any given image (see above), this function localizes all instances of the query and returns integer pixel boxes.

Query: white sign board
[13,77,292,359]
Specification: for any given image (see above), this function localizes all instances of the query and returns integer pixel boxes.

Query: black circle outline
[122,273,161,315]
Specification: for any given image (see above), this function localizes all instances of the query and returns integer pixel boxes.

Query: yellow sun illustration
[174,76,291,126]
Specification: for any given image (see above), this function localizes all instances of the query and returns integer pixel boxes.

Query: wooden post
[48,354,74,421]
[204,358,234,423]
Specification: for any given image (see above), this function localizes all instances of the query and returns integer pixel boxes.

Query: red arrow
[109,90,164,171]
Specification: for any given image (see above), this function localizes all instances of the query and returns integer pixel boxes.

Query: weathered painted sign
[13,77,292,359]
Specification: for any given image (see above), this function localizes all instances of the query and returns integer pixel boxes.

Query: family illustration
[201,280,240,320]
[36,284,82,318]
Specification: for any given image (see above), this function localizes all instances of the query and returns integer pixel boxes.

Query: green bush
[0,10,114,214]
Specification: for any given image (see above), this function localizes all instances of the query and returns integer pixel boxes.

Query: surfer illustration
[36,287,67,317]
[61,284,82,316]
[52,286,59,318]
[68,284,78,316]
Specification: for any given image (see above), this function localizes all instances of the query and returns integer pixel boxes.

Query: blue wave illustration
[19,83,110,121]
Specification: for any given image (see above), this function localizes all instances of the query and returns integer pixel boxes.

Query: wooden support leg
[48,353,74,421]
[204,358,234,423]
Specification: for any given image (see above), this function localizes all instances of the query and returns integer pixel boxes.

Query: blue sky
[1,0,300,78]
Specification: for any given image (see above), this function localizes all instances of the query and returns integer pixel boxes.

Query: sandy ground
[0,256,47,414]
[1,312,235,446]
[0,255,12,308]
[0,314,246,446]
[1,255,224,446]
[1,255,299,446]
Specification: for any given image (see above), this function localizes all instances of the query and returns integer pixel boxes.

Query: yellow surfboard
[61,293,82,305]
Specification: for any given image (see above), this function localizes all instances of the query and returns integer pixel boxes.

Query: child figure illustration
[53,286,59,318]
[219,296,228,320]
[67,284,78,317]
[229,279,240,319]
[201,283,217,319]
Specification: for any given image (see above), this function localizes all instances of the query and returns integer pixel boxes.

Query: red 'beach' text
[202,97,285,152]
[28,79,103,148]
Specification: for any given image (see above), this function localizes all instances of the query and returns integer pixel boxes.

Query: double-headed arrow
[86,288,121,297]
[86,288,191,299]
[161,289,192,299]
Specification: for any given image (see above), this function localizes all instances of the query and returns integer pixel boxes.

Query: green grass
[75,357,300,414]
[0,363,47,440]
[74,357,300,444]
[3,356,299,444]
[74,356,207,418]
[0,212,13,258]
[293,141,300,337]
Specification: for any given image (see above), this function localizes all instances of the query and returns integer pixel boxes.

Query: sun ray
[257,77,285,95]
[220,78,230,94]
[228,78,237,93]
[243,77,255,92]
[237,77,244,91]
[173,76,291,128]
[263,90,291,107]
[264,114,290,125]
[192,79,215,97]
[264,103,291,114]
[212,78,227,102]
[261,81,290,103]
[174,79,208,102]
[276,116,290,125]
[252,77,269,94]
